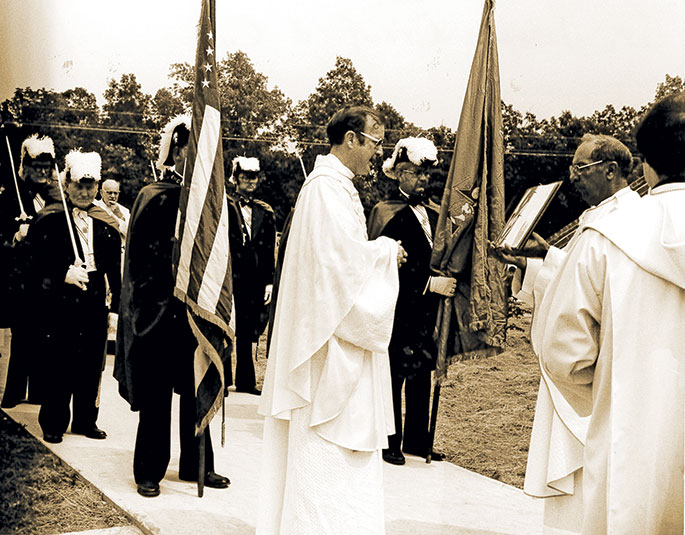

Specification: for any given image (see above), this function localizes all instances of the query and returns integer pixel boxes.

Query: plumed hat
[63,149,101,182]
[19,134,55,178]
[382,137,438,180]
[229,156,260,184]
[157,114,191,171]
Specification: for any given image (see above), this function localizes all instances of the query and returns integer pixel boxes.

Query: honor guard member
[227,156,275,395]
[114,115,230,498]
[368,137,456,465]
[1,134,60,408]
[24,150,121,443]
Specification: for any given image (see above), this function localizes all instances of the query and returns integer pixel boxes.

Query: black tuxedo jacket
[368,195,439,376]
[227,195,276,340]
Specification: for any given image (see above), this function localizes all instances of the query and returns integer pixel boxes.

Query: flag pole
[5,136,30,222]
[426,297,452,463]
[198,432,205,498]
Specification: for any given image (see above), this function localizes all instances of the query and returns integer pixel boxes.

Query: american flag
[173,0,233,435]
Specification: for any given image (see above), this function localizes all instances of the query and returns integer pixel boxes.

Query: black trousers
[2,322,44,406]
[233,293,257,392]
[387,363,432,454]
[38,309,108,436]
[133,386,214,485]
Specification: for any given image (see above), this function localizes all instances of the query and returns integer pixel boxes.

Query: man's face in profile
[350,118,385,176]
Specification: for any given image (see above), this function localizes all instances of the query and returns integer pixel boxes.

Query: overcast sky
[2,0,684,129]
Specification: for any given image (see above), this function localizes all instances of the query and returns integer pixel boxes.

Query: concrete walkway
[5,354,543,535]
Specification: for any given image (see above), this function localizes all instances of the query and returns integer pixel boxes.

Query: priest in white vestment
[537,94,685,534]
[495,134,640,534]
[257,106,403,535]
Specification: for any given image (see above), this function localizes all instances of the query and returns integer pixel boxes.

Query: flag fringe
[186,309,227,436]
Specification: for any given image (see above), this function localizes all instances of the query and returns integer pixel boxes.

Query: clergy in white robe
[257,107,400,535]
[502,135,639,534]
[537,94,685,534]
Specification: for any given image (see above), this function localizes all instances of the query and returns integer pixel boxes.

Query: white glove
[65,264,89,291]
[108,312,119,333]
[264,284,273,305]
[13,223,30,244]
[397,241,408,267]
[428,276,456,297]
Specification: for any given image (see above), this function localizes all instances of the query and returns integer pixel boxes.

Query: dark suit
[23,204,121,436]
[227,195,275,391]
[368,193,439,455]
[0,182,58,406]
[114,176,215,484]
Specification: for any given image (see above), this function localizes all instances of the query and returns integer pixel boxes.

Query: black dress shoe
[137,481,160,497]
[71,425,107,439]
[1,398,22,409]
[205,471,230,488]
[236,387,261,395]
[382,449,406,465]
[43,434,63,444]
[180,471,230,488]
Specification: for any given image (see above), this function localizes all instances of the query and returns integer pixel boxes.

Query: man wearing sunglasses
[493,133,639,535]
[258,106,406,534]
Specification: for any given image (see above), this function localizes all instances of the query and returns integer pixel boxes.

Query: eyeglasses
[398,168,430,180]
[356,131,384,149]
[569,160,603,174]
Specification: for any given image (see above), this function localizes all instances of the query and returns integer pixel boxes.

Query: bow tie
[238,196,253,207]
[407,195,426,207]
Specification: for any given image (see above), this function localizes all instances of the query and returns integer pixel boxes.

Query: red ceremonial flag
[173,0,233,435]
[431,0,507,377]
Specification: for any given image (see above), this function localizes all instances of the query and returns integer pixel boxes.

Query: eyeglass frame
[397,167,431,180]
[355,130,384,149]
[569,160,604,174]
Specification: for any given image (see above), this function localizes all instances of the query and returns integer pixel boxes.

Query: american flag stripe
[176,106,222,298]
[172,0,232,439]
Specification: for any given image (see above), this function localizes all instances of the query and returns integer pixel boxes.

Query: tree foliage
[2,56,683,234]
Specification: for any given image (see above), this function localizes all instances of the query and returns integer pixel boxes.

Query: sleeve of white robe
[260,171,399,427]
[538,230,608,417]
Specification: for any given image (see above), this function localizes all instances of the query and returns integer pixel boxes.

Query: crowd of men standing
[1,94,684,533]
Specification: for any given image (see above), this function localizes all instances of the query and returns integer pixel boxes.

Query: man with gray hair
[537,92,685,534]
[494,134,640,534]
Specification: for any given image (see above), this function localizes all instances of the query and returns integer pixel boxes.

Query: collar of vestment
[580,186,634,227]
[650,180,685,195]
[311,153,355,182]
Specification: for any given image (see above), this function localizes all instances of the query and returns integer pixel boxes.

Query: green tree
[101,74,156,205]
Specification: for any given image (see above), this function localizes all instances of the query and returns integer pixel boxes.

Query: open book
[495,181,562,249]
